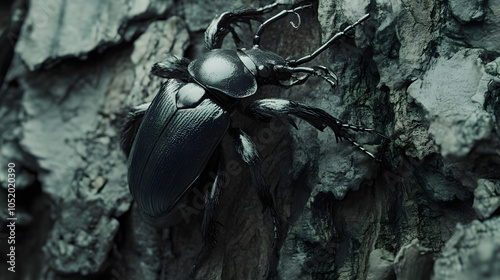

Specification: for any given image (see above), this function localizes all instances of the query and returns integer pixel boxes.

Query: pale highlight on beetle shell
[188,49,258,98]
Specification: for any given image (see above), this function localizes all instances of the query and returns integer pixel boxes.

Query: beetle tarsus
[275,65,338,88]
[339,123,388,139]
[189,245,208,279]
[313,65,338,87]
[343,135,382,162]
[278,74,310,88]
[270,207,279,250]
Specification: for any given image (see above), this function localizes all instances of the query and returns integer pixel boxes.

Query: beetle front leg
[275,65,338,88]
[231,128,280,251]
[245,99,386,161]
[204,2,279,50]
[120,102,151,157]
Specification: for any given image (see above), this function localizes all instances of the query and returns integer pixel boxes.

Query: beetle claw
[312,65,338,88]
[278,75,309,88]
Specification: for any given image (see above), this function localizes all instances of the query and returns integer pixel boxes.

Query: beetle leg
[190,147,226,277]
[120,102,150,157]
[340,122,388,139]
[275,65,338,88]
[245,99,386,161]
[278,73,311,88]
[231,128,280,252]
[201,147,226,245]
[151,53,190,82]
[205,2,279,50]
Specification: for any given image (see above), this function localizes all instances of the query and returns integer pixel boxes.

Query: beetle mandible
[120,2,385,275]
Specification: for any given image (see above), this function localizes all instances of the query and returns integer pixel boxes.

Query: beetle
[120,2,384,276]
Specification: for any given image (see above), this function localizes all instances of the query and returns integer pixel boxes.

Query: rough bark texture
[0,0,499,279]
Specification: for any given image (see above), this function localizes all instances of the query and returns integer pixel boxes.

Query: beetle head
[238,47,294,86]
[244,11,370,88]
[239,46,338,88]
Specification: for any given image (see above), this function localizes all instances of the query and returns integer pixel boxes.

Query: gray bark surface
[0,0,499,279]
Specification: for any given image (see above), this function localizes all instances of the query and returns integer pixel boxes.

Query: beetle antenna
[253,4,312,46]
[290,12,301,29]
[288,13,370,66]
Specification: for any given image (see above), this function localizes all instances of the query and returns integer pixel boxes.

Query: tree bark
[0,0,499,279]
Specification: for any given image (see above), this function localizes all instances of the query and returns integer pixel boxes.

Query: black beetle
[121,2,384,276]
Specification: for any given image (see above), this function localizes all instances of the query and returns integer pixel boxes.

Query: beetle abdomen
[127,80,230,219]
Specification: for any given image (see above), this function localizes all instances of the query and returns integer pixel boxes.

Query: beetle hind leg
[190,147,227,277]
[201,148,226,245]
[232,128,280,252]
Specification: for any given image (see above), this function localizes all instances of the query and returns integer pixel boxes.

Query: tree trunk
[1,0,499,279]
